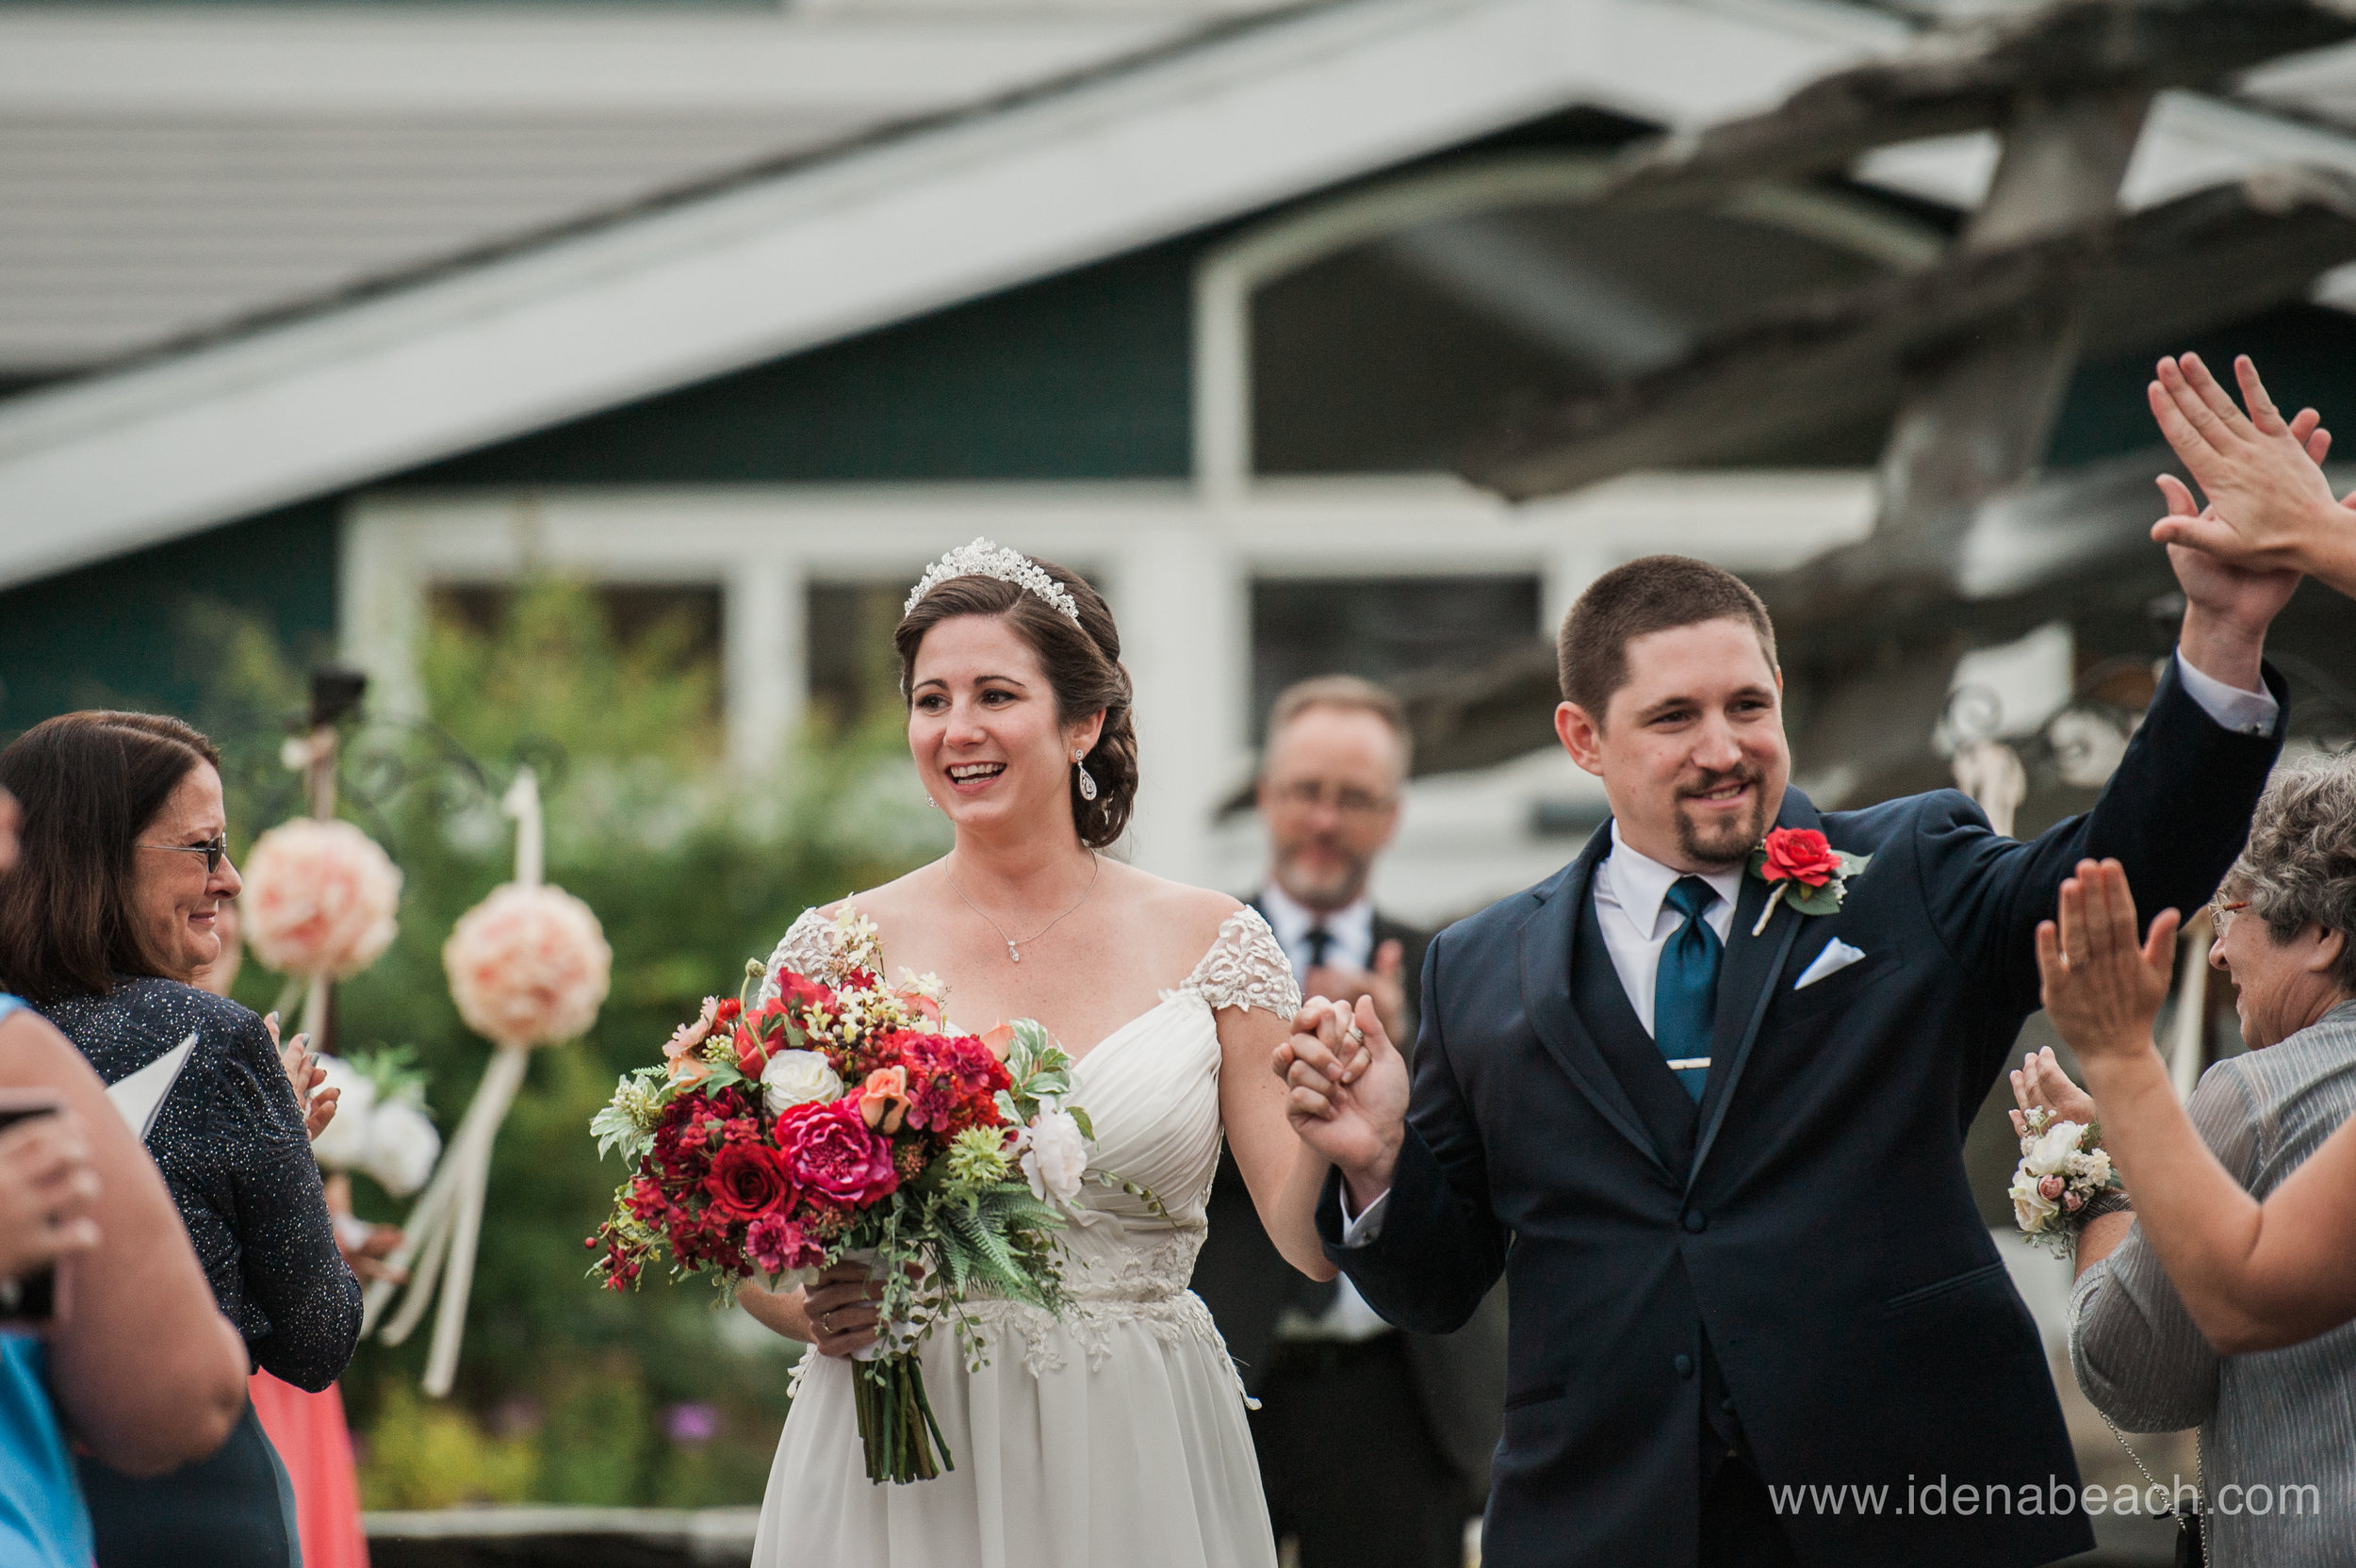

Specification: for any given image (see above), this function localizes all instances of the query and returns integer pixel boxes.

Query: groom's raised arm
[1311,937,1509,1336]
[1916,535,2295,1070]
[1918,649,2284,1088]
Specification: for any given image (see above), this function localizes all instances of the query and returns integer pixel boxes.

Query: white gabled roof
[0,6,1246,372]
[4,0,2356,591]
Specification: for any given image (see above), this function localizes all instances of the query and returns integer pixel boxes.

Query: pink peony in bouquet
[588,911,1108,1484]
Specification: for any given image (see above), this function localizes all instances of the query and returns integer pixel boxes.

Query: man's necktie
[1655,876,1722,1102]
[1303,925,1333,970]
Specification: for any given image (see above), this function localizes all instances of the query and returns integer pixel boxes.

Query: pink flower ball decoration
[442,883,612,1049]
[240,819,403,980]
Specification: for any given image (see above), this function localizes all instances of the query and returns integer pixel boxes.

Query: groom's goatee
[1675,764,1769,865]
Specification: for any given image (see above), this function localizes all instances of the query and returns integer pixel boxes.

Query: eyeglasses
[1270,779,1396,819]
[2210,897,2250,939]
[139,836,229,875]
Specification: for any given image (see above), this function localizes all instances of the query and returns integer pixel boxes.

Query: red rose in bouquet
[706,1141,794,1222]
[775,1099,901,1208]
[1759,826,1841,888]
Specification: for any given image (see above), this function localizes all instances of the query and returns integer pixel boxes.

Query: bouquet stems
[849,1353,954,1484]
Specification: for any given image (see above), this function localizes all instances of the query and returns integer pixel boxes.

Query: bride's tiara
[904,537,1083,627]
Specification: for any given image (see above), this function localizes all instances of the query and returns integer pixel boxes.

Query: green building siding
[407,237,1202,489]
[0,499,341,731]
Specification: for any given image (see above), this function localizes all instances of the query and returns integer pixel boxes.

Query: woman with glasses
[0,783,251,1568]
[0,712,361,1568]
[2014,754,2356,1562]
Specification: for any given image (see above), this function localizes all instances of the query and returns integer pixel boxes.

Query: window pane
[806,580,916,734]
[1249,575,1541,742]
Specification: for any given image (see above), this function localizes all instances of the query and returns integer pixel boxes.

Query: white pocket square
[1794,939,1868,990]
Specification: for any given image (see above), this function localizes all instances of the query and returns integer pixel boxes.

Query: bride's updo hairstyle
[894,556,1139,850]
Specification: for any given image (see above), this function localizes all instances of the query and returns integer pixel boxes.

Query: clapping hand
[2008,1045,2098,1138]
[2035,859,2180,1067]
[1273,995,1409,1207]
[263,1011,340,1142]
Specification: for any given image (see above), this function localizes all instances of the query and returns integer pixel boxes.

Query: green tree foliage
[179,579,942,1505]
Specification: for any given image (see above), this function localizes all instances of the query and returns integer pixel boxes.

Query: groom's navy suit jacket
[1318,661,2285,1568]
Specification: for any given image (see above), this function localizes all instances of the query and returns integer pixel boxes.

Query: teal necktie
[1655,876,1722,1102]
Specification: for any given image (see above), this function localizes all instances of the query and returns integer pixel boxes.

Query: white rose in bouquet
[306,1055,378,1171]
[367,1100,443,1198]
[761,1050,843,1117]
[2008,1168,2060,1232]
[2023,1120,2084,1178]
[1019,1110,1090,1204]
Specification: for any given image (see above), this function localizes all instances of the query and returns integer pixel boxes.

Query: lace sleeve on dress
[760,907,842,1002]
[1178,906,1301,1019]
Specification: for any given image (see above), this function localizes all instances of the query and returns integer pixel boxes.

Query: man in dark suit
[1190,676,1507,1568]
[1279,550,2295,1567]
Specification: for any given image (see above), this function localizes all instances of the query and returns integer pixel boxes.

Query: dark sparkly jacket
[46,977,362,1391]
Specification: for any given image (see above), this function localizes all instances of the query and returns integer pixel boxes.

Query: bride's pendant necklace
[947,852,1102,962]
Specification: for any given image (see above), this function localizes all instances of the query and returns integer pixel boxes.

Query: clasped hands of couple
[1275,993,1400,1214]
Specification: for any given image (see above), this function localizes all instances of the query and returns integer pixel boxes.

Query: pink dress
[248,1373,369,1568]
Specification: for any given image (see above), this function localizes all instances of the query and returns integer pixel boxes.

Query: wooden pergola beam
[1459,166,2356,502]
[1601,0,2356,207]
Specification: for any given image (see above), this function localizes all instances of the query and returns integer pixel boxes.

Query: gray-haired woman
[2015,752,2356,1565]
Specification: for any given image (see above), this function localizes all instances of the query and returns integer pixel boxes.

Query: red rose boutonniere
[1747,827,1871,935]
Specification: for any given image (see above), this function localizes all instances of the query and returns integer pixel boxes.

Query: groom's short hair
[1558,556,1777,723]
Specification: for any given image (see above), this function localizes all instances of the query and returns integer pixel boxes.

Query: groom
[1280,548,2293,1566]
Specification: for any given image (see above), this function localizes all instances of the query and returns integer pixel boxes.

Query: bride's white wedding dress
[748,905,1299,1568]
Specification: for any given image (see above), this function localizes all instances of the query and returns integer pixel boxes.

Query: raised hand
[1274,995,1408,1208]
[2150,353,2356,597]
[2007,1045,2098,1138]
[2035,859,2180,1067]
[2158,485,2301,652]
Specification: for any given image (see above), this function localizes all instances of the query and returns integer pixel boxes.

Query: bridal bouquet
[2007,1105,2123,1254]
[587,916,1101,1484]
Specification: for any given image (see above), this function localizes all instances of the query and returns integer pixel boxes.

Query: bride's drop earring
[1074,750,1098,802]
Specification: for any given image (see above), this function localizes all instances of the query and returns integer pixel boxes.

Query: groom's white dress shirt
[1338,651,2276,1245]
[1592,825,1741,1040]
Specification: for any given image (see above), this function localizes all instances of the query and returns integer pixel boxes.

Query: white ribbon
[362,766,547,1396]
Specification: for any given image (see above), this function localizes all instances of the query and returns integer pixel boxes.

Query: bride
[738,541,1338,1568]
